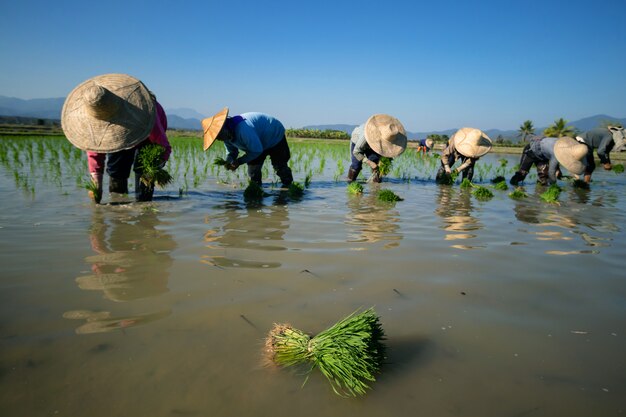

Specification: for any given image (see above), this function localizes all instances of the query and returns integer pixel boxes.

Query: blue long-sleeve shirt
[224,113,285,165]
[578,128,614,165]
[529,137,560,183]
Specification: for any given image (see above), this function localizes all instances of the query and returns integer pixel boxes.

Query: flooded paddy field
[0,136,625,417]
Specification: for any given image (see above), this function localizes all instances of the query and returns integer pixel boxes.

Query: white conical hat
[364,114,408,158]
[62,73,155,152]
[554,136,588,175]
[452,127,492,158]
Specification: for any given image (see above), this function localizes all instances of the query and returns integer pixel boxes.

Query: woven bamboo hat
[452,128,492,158]
[554,137,588,175]
[425,138,434,149]
[202,107,229,151]
[364,114,407,158]
[61,74,156,152]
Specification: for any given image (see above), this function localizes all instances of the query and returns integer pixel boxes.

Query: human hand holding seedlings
[603,163,612,171]
[226,162,239,171]
[444,165,452,174]
[365,159,377,170]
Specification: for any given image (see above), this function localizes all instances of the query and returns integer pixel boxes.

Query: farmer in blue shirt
[510,136,587,186]
[202,108,293,186]
[576,126,625,182]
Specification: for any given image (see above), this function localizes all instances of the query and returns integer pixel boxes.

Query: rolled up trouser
[275,165,293,186]
[347,167,360,182]
[135,175,154,202]
[247,164,263,185]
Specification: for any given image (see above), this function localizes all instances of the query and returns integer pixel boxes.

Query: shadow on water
[379,336,435,377]
[63,208,175,333]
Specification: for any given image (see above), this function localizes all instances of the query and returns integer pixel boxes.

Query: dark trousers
[104,140,152,199]
[349,142,381,173]
[435,155,475,182]
[247,136,293,186]
[511,144,549,185]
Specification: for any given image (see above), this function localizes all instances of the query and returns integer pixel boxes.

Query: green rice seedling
[490,175,506,184]
[572,179,590,190]
[509,188,528,199]
[244,181,265,200]
[84,180,101,204]
[213,157,228,166]
[540,184,561,203]
[460,178,473,189]
[377,189,403,202]
[288,181,305,198]
[347,181,364,195]
[304,172,312,188]
[436,170,459,185]
[264,308,385,397]
[137,144,173,189]
[378,157,392,176]
[493,180,508,191]
[472,186,494,200]
[613,164,624,174]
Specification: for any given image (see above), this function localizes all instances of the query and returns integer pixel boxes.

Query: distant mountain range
[1,95,624,140]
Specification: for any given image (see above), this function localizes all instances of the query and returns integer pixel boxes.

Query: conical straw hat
[364,114,407,158]
[61,74,156,152]
[202,107,229,151]
[452,128,492,158]
[554,136,588,175]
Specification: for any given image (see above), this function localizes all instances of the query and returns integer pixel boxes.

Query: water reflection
[345,192,403,249]
[64,209,175,333]
[435,186,483,249]
[201,199,289,268]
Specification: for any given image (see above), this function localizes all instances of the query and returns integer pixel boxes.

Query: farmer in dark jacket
[576,126,625,182]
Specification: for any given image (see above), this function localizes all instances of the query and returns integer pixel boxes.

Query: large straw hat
[425,138,434,149]
[202,107,229,151]
[364,114,407,158]
[554,137,588,175]
[452,128,492,158]
[61,74,156,152]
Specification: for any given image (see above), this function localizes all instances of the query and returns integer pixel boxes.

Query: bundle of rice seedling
[244,181,265,200]
[137,144,172,189]
[613,164,624,173]
[490,175,506,184]
[264,308,386,397]
[436,170,459,185]
[460,178,473,189]
[509,189,528,199]
[540,184,561,203]
[377,189,403,202]
[288,181,304,198]
[213,157,228,166]
[84,180,101,204]
[493,180,508,191]
[347,181,364,195]
[472,186,493,200]
[377,157,393,176]
[572,179,590,190]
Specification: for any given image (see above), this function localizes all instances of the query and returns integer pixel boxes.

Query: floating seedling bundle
[288,181,305,198]
[613,164,624,174]
[137,144,172,189]
[540,184,561,203]
[472,185,494,200]
[347,182,364,195]
[265,308,386,397]
[509,188,528,199]
[377,189,403,202]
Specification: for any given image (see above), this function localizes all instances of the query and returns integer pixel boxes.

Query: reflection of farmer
[347,114,408,183]
[434,186,481,242]
[61,73,171,203]
[576,126,625,181]
[202,203,289,268]
[345,194,402,249]
[417,138,434,153]
[436,128,492,183]
[510,137,587,186]
[76,210,176,302]
[201,108,293,187]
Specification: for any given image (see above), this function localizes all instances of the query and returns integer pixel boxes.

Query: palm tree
[518,120,535,143]
[543,118,575,137]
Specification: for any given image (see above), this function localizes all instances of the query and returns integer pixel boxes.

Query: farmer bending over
[62,73,171,203]
[202,108,293,187]
[576,126,625,182]
[436,128,492,183]
[347,114,408,183]
[509,136,587,186]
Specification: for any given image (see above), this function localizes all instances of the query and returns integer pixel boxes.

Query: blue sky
[1,0,625,131]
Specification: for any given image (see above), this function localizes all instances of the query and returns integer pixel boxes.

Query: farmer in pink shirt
[62,73,171,203]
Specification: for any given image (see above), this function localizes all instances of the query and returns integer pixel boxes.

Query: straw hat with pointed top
[425,138,434,149]
[554,136,588,175]
[61,74,156,152]
[452,128,492,158]
[201,107,229,151]
[364,114,407,158]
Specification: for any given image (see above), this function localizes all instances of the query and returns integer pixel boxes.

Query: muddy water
[0,144,625,417]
